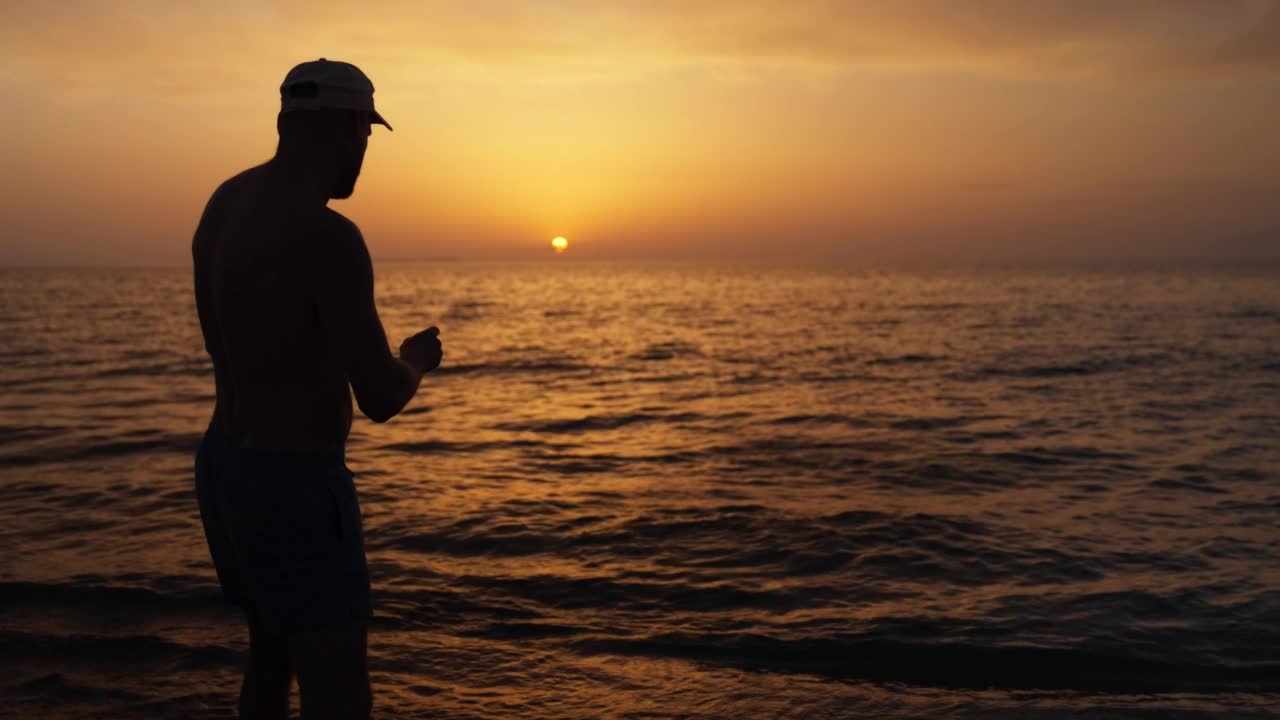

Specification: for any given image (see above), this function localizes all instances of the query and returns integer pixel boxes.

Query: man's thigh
[290,620,371,720]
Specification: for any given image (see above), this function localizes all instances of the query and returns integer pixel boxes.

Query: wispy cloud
[4,0,1279,100]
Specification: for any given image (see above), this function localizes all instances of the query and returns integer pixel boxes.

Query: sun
[551,236,568,253]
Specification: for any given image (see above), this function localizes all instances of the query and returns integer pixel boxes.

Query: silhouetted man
[192,59,441,720]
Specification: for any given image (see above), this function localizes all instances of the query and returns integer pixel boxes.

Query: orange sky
[2,0,1279,264]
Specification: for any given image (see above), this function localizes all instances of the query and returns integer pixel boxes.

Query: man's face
[332,111,371,199]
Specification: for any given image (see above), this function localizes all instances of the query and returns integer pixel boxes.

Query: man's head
[276,59,391,199]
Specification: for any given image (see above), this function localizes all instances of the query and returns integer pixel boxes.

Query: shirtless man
[192,60,441,720]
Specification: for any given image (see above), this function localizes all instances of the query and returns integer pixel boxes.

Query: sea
[1,261,1278,719]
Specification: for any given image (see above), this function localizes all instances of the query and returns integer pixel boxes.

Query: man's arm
[310,212,426,423]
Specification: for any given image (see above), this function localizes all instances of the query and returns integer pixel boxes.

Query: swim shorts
[195,427,372,635]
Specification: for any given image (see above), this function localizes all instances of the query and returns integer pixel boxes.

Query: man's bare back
[193,164,358,451]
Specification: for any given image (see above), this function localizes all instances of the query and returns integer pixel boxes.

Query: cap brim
[371,109,392,131]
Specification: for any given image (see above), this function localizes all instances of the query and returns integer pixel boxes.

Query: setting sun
[551,237,568,253]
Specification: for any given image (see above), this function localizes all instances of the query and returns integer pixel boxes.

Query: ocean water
[1,261,1278,719]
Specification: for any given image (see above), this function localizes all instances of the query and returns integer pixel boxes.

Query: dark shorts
[195,428,372,635]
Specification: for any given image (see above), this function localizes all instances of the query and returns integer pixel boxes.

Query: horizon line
[5,254,1280,272]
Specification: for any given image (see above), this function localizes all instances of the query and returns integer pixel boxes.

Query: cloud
[280,0,1280,77]
[4,0,1280,89]
[299,0,1280,77]
[1209,0,1280,67]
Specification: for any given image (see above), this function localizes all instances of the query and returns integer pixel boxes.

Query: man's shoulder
[315,208,363,241]
[211,164,266,203]
[195,169,253,258]
[308,209,371,281]
[198,165,266,230]
[311,209,368,261]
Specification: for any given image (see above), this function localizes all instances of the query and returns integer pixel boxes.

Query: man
[192,59,441,720]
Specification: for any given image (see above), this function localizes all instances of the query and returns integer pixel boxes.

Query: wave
[370,505,1185,587]
[451,573,806,613]
[495,411,707,434]
[0,423,68,444]
[378,438,550,454]
[2,359,212,387]
[6,673,146,704]
[629,341,703,361]
[0,629,239,668]
[984,445,1137,466]
[1148,475,1230,495]
[888,416,976,431]
[900,302,971,312]
[0,580,223,612]
[1217,306,1280,321]
[434,359,594,377]
[971,352,1176,380]
[866,354,940,366]
[440,299,499,322]
[765,413,879,429]
[980,361,1110,379]
[0,433,202,468]
[568,630,1280,693]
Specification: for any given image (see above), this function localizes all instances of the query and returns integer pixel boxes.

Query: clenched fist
[399,326,443,375]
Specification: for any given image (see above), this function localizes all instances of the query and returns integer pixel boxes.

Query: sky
[2,0,1279,265]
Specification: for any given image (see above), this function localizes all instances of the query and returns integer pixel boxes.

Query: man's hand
[399,326,443,375]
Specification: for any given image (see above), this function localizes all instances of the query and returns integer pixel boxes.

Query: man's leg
[290,620,372,720]
[239,606,293,720]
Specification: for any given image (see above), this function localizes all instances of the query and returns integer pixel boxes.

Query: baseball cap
[280,58,392,131]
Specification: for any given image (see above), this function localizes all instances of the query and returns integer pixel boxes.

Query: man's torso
[193,165,353,451]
